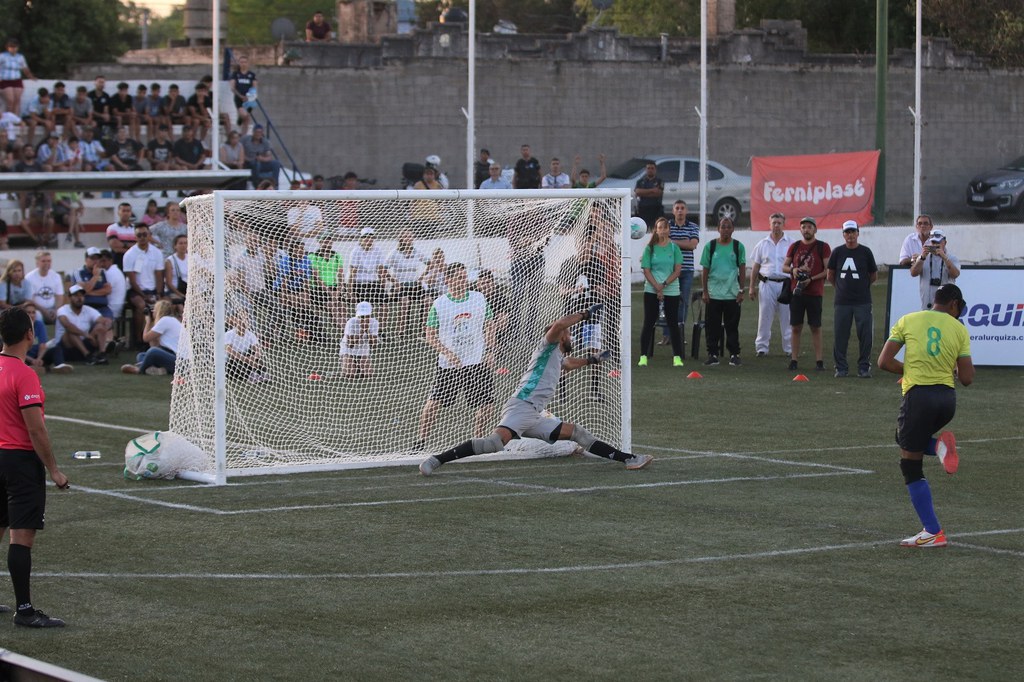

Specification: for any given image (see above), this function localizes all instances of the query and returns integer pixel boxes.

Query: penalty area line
[34,527,1024,581]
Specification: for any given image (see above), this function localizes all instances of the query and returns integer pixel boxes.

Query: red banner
[750,151,880,231]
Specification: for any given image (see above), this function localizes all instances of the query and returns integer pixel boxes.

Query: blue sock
[907,480,941,534]
[924,437,937,457]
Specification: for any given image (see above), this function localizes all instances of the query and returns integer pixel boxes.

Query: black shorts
[0,449,47,530]
[896,385,956,453]
[790,295,823,328]
[429,364,495,409]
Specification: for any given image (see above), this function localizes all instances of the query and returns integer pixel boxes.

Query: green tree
[575,0,697,37]
[421,1,583,34]
[924,0,1024,67]
[0,0,130,77]
[146,6,186,49]
[227,0,326,45]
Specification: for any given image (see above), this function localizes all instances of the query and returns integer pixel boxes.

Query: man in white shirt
[898,215,934,266]
[56,285,113,364]
[747,212,794,357]
[25,251,63,323]
[122,224,166,348]
[541,158,570,189]
[99,249,127,320]
[479,161,512,190]
[347,227,388,321]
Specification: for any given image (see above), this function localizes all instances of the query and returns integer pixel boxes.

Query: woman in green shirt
[638,217,684,367]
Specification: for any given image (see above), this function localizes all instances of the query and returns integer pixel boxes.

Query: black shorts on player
[0,449,47,530]
[789,295,823,328]
[896,385,956,452]
[429,364,494,409]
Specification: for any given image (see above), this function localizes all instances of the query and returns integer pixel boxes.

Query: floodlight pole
[699,0,708,231]
[911,0,922,219]
[466,0,476,191]
[212,0,221,172]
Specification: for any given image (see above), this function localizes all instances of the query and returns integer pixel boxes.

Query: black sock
[8,543,32,613]
[588,440,631,462]
[437,440,475,464]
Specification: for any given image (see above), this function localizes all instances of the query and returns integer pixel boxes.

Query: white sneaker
[624,454,653,470]
[44,337,61,351]
[50,363,73,374]
[144,366,168,376]
[419,456,442,476]
[899,529,948,548]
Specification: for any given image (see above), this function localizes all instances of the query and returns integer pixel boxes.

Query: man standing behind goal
[420,304,652,475]
[415,262,496,450]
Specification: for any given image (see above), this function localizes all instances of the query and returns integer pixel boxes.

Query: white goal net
[171,189,631,483]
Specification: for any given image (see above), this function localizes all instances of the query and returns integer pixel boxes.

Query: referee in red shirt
[0,307,69,627]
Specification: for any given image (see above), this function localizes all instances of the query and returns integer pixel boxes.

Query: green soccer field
[6,274,1024,681]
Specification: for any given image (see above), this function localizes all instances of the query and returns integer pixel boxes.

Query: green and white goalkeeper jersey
[513,338,565,410]
[427,291,493,368]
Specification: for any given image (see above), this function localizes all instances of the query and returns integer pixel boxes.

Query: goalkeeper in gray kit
[419,304,653,475]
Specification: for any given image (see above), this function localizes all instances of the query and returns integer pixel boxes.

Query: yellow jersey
[889,310,971,395]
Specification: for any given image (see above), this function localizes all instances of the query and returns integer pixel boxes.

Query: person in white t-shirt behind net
[340,301,379,379]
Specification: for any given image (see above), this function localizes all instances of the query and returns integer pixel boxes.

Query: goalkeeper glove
[580,303,604,321]
[586,350,612,365]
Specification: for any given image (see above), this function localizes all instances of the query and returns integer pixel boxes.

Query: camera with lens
[929,278,941,286]
[793,271,810,296]
[143,305,153,316]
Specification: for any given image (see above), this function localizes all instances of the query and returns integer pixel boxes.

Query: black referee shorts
[0,449,47,530]
[896,385,957,453]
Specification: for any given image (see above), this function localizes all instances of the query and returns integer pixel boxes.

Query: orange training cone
[792,374,809,382]
[686,371,703,379]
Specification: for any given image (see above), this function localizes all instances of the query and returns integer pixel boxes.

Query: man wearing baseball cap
[909,227,960,309]
[66,247,113,318]
[827,220,878,378]
[782,217,831,372]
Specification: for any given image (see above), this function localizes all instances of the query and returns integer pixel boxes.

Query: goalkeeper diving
[419,304,653,475]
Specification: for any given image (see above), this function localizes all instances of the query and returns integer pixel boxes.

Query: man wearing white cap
[340,301,379,379]
[827,220,878,378]
[347,227,388,323]
[909,228,960,309]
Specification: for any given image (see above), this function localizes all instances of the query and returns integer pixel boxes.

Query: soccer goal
[171,188,632,484]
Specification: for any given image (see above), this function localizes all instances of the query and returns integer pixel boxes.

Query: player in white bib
[419,304,653,475]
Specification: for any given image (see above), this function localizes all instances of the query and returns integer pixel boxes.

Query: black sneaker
[14,608,65,628]
[788,359,798,371]
[85,353,99,365]
[834,370,849,378]
[729,355,742,366]
[104,340,117,355]
[815,360,826,371]
[93,353,109,366]
[704,355,719,366]
[756,351,767,358]
[858,368,872,379]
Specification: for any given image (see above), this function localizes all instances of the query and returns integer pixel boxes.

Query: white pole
[699,0,708,230]
[212,0,221,170]
[466,0,476,190]
[619,195,632,454]
[212,192,227,485]
[912,0,922,219]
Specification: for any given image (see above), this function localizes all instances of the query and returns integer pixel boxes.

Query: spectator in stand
[25,252,63,324]
[287,198,323,242]
[172,125,205,171]
[138,83,163,139]
[225,312,268,382]
[306,11,332,42]
[145,124,176,171]
[160,83,188,129]
[106,202,136,265]
[570,154,608,188]
[164,234,188,305]
[0,260,33,311]
[53,192,84,247]
[385,230,428,335]
[79,126,110,171]
[13,146,54,247]
[474,148,491,188]
[106,125,144,171]
[20,87,53,145]
[87,76,112,133]
[241,124,280,184]
[139,199,163,227]
[513,143,541,189]
[56,285,113,365]
[340,301,378,379]
[98,249,127,321]
[478,160,511,190]
[23,301,72,375]
[58,136,82,172]
[311,174,326,191]
[150,201,187,258]
[424,155,449,189]
[70,86,93,137]
[120,299,180,376]
[413,165,443,190]
[123,224,166,349]
[634,160,664,230]
[0,107,23,152]
[229,54,257,136]
[186,82,213,140]
[67,247,113,318]
[49,82,71,132]
[541,158,570,189]
[219,130,246,170]
[110,82,139,141]
[0,39,34,118]
[36,133,71,172]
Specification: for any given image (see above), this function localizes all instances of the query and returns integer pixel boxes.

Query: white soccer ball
[629,216,648,240]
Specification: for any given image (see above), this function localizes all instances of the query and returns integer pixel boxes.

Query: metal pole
[912,0,922,219]
[619,194,632,454]
[212,191,227,485]
[875,0,888,224]
[212,0,221,172]
[466,0,476,190]
[699,0,708,230]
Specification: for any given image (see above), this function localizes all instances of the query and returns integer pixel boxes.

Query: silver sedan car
[601,155,751,223]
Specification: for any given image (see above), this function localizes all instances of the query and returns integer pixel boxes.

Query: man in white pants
[748,212,793,357]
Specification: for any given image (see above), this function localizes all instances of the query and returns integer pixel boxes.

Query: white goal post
[172,188,632,484]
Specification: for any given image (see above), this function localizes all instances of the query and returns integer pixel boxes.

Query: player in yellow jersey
[878,284,974,548]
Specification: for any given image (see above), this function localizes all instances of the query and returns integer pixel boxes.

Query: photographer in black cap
[909,228,960,309]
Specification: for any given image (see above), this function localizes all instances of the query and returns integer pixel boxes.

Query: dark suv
[966,156,1024,219]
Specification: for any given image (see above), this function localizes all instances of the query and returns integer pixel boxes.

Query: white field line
[953,542,1024,558]
[643,435,1024,458]
[47,415,157,434]
[70,485,224,514]
[34,527,1024,581]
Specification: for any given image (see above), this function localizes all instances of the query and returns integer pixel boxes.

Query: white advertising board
[886,266,1024,367]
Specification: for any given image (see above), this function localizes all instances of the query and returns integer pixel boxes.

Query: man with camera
[123,225,166,350]
[782,217,831,372]
[909,228,960,310]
